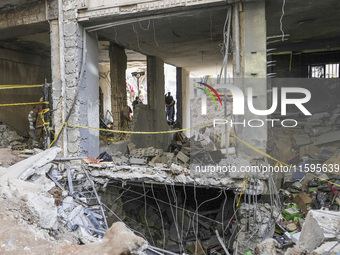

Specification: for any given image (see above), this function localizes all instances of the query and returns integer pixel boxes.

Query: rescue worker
[33,97,44,148]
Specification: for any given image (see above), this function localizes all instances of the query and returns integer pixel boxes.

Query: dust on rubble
[0,148,22,168]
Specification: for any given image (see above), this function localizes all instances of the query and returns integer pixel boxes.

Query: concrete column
[176,67,183,127]
[50,19,63,150]
[233,1,267,156]
[129,56,172,150]
[51,0,99,157]
[109,43,127,130]
[99,64,113,123]
[147,56,165,110]
[177,67,190,134]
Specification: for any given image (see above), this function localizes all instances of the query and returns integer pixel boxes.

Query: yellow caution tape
[41,108,50,132]
[0,85,43,90]
[236,174,248,207]
[0,101,49,107]
[49,122,67,148]
[67,121,212,134]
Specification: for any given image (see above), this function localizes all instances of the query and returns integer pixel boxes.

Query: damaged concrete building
[1,0,340,254]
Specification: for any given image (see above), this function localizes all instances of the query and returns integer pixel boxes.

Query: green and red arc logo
[195,82,223,106]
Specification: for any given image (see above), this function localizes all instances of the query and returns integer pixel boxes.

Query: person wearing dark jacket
[165,92,175,125]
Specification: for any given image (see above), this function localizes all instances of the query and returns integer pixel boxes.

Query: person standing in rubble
[33,97,44,148]
[132,96,142,110]
[165,92,175,125]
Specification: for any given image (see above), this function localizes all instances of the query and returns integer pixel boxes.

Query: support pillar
[129,56,172,150]
[176,67,190,133]
[109,43,127,130]
[51,0,99,157]
[234,0,267,156]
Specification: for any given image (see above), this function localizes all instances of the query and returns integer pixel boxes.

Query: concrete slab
[313,131,340,145]
[299,210,340,253]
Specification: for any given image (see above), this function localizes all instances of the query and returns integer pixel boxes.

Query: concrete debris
[129,157,147,165]
[0,146,149,254]
[0,122,28,150]
[0,147,60,182]
[299,210,340,253]
[313,130,340,145]
[62,222,148,255]
[284,244,307,255]
[254,238,282,255]
[235,203,279,254]
[293,134,311,146]
[310,241,340,255]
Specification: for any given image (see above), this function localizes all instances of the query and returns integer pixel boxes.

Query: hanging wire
[151,183,166,250]
[132,24,142,50]
[139,20,151,31]
[152,20,159,47]
[279,0,286,41]
[113,27,119,44]
[164,184,185,253]
[142,182,156,246]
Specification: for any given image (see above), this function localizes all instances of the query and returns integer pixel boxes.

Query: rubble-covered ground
[2,108,340,254]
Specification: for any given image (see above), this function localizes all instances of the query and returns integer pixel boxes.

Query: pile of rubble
[0,147,149,254]
[269,106,340,169]
[0,122,28,150]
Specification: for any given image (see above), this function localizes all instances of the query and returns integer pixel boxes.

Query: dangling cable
[132,24,142,50]
[279,0,286,41]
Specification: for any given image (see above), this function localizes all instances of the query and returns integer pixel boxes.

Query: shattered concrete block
[63,196,75,213]
[26,192,58,230]
[293,134,311,146]
[310,241,340,255]
[67,205,84,231]
[284,244,306,255]
[291,232,301,244]
[286,223,297,232]
[62,222,148,254]
[299,210,340,253]
[129,157,146,165]
[1,147,61,182]
[313,131,340,146]
[254,238,282,255]
[176,151,190,163]
[170,163,183,175]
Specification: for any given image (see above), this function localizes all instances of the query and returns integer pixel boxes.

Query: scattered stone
[254,238,282,255]
[129,157,146,165]
[176,151,190,164]
[293,134,311,146]
[284,244,306,255]
[170,163,183,175]
[286,223,297,232]
[310,241,340,255]
[299,210,340,253]
[293,192,312,213]
[313,131,340,145]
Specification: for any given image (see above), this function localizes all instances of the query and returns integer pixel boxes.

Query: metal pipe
[234,3,240,75]
[66,165,74,195]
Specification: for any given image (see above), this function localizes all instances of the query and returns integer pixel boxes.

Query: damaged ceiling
[0,1,339,75]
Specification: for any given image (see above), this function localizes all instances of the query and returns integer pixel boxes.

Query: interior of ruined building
[1,0,340,254]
